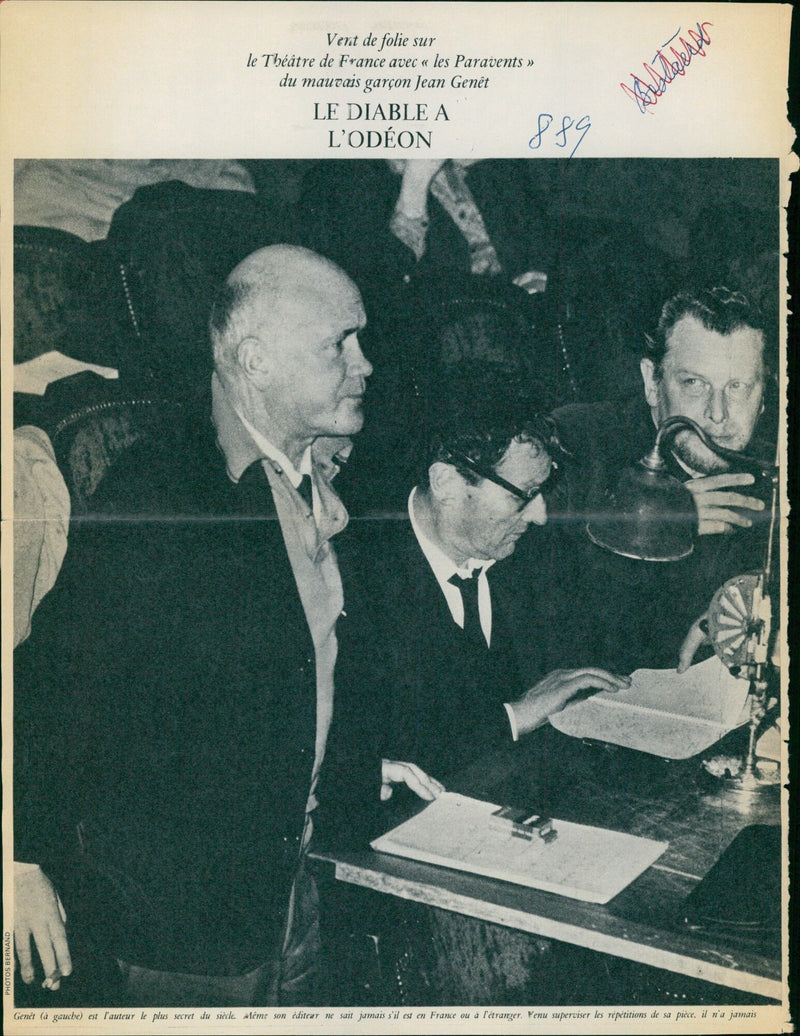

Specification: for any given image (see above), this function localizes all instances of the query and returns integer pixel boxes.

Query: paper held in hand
[371,792,668,904]
[549,655,751,760]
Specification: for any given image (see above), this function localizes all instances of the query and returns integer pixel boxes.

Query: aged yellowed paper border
[1,3,794,1033]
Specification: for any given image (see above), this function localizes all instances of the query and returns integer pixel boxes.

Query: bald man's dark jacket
[15,414,318,976]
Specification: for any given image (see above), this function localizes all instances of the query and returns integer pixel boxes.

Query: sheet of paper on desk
[371,792,668,904]
[549,656,750,759]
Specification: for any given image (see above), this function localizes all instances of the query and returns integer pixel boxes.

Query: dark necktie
[448,570,485,647]
[296,474,313,512]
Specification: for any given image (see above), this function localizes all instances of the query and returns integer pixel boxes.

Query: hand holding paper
[549,656,750,759]
[510,668,631,737]
[677,612,711,673]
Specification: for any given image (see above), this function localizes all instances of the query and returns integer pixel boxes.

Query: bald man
[14,246,439,1006]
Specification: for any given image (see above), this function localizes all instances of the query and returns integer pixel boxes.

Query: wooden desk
[315,726,782,1003]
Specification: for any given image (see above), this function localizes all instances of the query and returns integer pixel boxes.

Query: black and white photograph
[2,5,793,1035]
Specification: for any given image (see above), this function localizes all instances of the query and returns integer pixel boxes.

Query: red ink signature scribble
[620,22,713,113]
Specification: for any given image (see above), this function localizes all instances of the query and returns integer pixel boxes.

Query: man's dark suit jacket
[318,515,556,849]
[14,414,319,976]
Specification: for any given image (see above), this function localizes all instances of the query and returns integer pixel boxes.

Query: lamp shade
[583,416,775,563]
[586,458,696,561]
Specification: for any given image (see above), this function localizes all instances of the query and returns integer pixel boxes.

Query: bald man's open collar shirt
[212,375,348,840]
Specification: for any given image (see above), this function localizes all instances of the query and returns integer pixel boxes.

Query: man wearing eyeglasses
[321,363,628,841]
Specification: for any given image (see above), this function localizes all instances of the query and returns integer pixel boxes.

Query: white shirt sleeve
[503,702,520,742]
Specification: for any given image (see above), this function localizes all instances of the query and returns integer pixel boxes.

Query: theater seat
[49,390,186,514]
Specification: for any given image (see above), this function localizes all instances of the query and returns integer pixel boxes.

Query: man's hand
[380,759,445,802]
[512,270,548,295]
[393,160,448,219]
[677,612,711,673]
[684,471,764,535]
[510,668,631,738]
[14,864,72,990]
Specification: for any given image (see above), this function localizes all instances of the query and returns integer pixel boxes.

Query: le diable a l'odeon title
[313,101,453,150]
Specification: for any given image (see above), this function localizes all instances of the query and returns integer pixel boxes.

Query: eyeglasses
[445,449,556,507]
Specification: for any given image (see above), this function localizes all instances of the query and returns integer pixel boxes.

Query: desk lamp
[586,416,780,801]
[586,416,773,561]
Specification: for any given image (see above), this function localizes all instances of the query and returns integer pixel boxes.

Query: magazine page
[1,3,793,1034]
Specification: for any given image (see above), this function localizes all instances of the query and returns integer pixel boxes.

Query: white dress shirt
[408,487,520,740]
[408,487,494,646]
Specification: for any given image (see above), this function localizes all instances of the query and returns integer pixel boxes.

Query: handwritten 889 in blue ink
[529,114,591,159]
